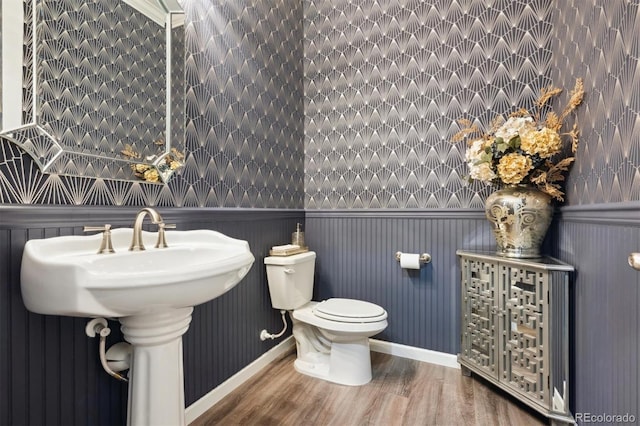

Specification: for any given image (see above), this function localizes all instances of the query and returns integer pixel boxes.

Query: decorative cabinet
[457,250,574,425]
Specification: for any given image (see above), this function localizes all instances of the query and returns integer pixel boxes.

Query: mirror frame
[0,0,185,183]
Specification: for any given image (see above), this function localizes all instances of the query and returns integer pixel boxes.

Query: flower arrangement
[131,148,183,183]
[453,79,585,201]
[121,144,184,183]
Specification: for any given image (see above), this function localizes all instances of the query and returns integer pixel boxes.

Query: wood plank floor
[192,350,548,426]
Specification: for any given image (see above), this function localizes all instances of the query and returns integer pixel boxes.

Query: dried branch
[541,183,565,201]
[509,108,529,118]
[452,119,482,143]
[559,78,585,121]
[121,144,141,159]
[488,116,505,134]
[564,123,580,153]
[535,85,563,122]
[546,157,575,183]
[544,111,561,132]
[170,148,185,161]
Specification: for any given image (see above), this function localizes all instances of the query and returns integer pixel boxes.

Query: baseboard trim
[185,336,296,424]
[370,339,460,370]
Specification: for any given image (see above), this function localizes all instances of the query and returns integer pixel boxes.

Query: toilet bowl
[291,299,387,385]
[264,252,388,386]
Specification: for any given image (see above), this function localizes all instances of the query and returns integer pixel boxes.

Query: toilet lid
[313,298,387,323]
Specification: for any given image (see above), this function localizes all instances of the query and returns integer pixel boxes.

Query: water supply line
[260,310,288,341]
[85,318,129,382]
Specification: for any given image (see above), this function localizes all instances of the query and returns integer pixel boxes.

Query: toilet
[264,251,387,386]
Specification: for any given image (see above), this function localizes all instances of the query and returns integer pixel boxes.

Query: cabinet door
[500,265,549,406]
[460,258,498,378]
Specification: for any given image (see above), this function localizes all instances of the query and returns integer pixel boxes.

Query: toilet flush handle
[284,268,295,274]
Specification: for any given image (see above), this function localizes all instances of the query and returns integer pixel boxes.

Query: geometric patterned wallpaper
[304,0,554,209]
[549,0,640,205]
[3,0,637,208]
[0,0,305,207]
[178,0,304,208]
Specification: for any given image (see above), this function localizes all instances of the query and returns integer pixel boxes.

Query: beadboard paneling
[305,210,493,354]
[5,205,640,423]
[553,213,640,420]
[0,225,128,426]
[0,207,303,426]
[308,207,640,420]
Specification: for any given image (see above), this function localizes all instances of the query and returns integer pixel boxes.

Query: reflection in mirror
[0,0,185,183]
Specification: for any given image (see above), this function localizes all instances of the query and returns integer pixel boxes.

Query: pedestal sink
[21,227,255,425]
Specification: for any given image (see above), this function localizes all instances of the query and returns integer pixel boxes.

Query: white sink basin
[21,222,256,426]
[21,228,255,317]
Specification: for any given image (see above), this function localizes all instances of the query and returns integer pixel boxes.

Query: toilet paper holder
[395,251,431,265]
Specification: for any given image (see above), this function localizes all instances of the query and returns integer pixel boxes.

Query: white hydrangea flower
[465,139,495,183]
[494,116,534,142]
[469,162,496,183]
[465,139,486,163]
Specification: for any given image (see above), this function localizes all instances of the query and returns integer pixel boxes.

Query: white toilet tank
[264,251,316,310]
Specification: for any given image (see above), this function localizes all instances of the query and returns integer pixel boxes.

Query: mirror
[0,0,185,183]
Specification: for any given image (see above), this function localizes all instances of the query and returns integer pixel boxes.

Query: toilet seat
[313,298,387,323]
[293,300,387,335]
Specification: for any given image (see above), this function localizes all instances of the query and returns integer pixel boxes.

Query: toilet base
[294,337,373,386]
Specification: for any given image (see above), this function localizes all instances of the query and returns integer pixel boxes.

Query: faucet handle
[155,223,176,249]
[83,224,115,254]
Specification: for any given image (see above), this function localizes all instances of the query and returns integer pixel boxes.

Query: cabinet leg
[460,365,472,377]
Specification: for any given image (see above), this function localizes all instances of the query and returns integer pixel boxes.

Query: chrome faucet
[129,207,165,251]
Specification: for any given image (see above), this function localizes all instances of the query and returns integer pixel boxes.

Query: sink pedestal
[120,307,194,426]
